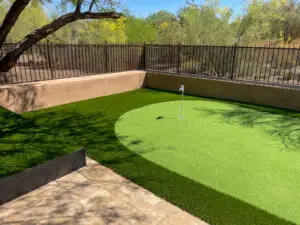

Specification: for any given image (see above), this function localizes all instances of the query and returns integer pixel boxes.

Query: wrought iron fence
[0,42,144,84]
[145,44,300,86]
[1,42,300,86]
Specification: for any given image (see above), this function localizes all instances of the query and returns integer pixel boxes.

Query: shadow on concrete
[0,168,150,225]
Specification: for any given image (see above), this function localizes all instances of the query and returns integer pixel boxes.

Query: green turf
[1,89,299,224]
[0,106,79,177]
[115,100,300,224]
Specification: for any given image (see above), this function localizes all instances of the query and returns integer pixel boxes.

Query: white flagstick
[179,84,184,119]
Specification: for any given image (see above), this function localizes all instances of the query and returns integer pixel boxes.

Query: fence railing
[1,42,300,86]
[0,42,144,84]
[145,44,300,86]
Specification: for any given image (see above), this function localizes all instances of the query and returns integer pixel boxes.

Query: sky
[122,0,246,18]
[45,0,246,18]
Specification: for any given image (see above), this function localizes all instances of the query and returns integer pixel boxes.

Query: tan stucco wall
[0,71,146,113]
[145,72,300,111]
[1,70,299,113]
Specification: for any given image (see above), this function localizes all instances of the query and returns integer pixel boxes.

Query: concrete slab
[0,158,208,225]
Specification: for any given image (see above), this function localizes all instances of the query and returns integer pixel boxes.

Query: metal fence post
[177,43,181,74]
[293,47,300,84]
[230,43,237,79]
[46,40,54,79]
[104,41,109,73]
[143,42,146,70]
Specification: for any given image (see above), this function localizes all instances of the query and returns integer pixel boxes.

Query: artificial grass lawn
[0,106,79,177]
[1,88,299,225]
[115,100,300,224]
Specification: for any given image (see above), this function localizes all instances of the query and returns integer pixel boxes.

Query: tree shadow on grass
[194,103,300,151]
[116,135,159,155]
[0,108,77,177]
[0,88,297,225]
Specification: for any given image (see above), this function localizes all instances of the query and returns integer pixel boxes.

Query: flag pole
[179,84,184,119]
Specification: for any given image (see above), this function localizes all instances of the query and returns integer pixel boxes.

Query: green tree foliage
[238,0,300,44]
[179,2,235,45]
[82,18,127,43]
[280,1,300,42]
[147,10,186,44]
[147,10,177,26]
[0,1,49,43]
[239,0,284,44]
[125,17,157,43]
[0,2,6,22]
[50,18,127,44]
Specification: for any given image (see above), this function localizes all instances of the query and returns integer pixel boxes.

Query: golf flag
[179,84,184,92]
[179,84,184,119]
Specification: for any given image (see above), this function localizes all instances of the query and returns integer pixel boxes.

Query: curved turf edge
[22,89,298,225]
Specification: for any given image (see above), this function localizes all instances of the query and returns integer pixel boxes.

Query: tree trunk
[283,20,290,43]
[0,0,31,48]
[0,11,121,72]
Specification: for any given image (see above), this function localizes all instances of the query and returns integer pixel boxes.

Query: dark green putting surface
[115,100,300,224]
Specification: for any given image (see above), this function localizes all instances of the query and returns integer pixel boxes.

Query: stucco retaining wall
[0,70,146,113]
[0,148,86,205]
[1,70,299,112]
[145,72,300,111]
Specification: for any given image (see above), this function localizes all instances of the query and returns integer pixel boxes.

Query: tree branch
[89,0,96,12]
[75,0,83,13]
[0,0,31,48]
[0,11,122,72]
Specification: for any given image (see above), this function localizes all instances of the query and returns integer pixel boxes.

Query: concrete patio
[0,158,208,225]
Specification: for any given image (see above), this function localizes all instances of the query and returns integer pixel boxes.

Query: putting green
[115,100,300,224]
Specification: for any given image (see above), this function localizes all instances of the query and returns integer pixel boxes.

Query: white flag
[179,84,184,92]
